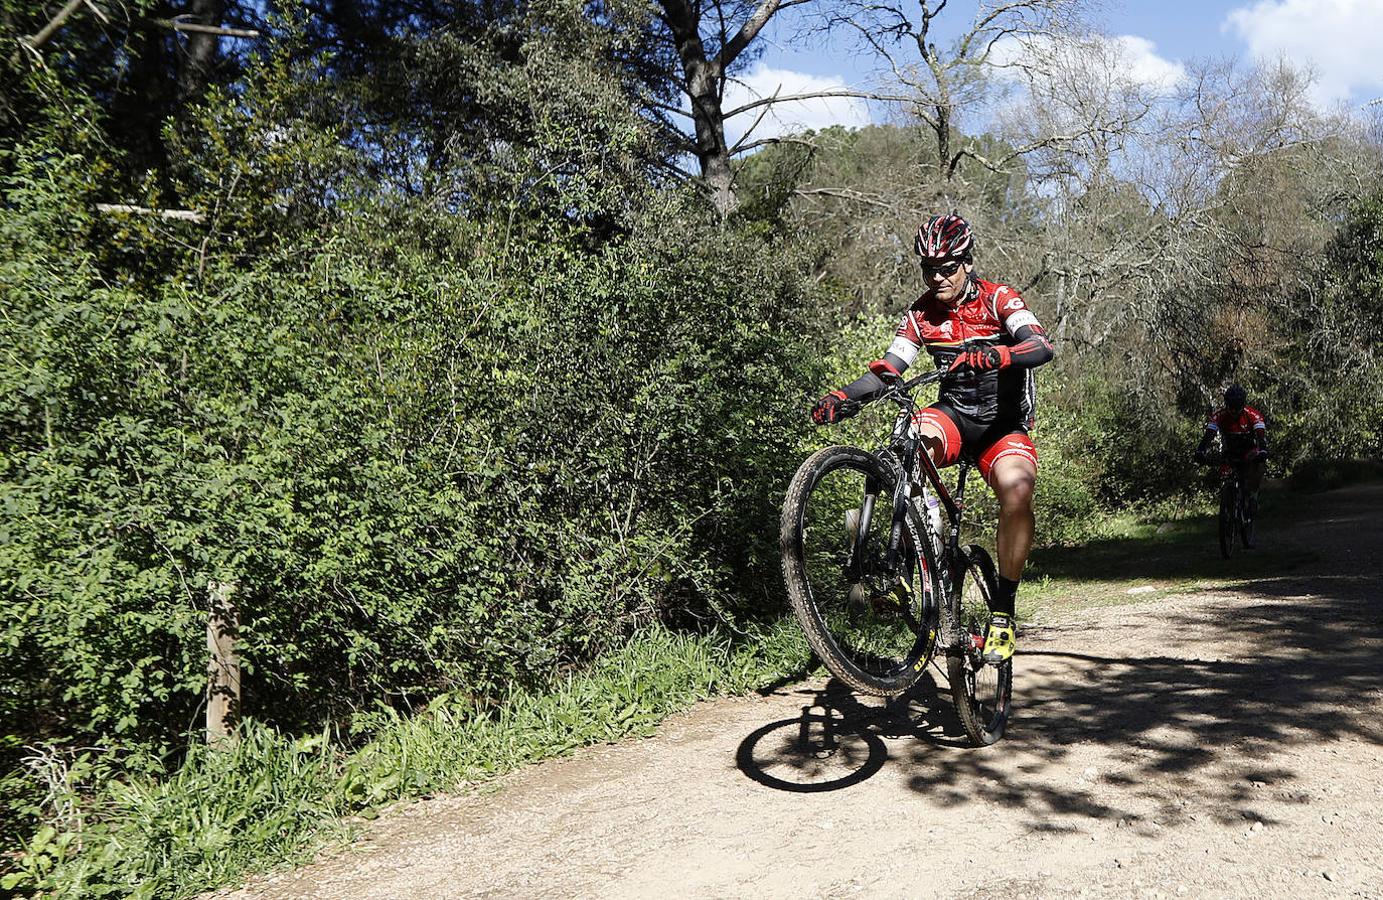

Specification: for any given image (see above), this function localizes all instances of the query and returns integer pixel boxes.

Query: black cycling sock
[992,576,1019,617]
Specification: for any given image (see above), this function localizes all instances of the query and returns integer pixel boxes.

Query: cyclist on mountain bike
[1194,384,1269,544]
[810,214,1053,665]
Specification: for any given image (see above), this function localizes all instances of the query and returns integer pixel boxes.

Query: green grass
[6,622,814,899]
[1020,481,1320,621]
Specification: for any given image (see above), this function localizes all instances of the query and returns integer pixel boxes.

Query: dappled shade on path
[1028,480,1380,586]
[739,483,1383,841]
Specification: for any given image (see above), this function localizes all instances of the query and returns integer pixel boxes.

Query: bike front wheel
[1218,480,1237,559]
[781,445,941,696]
[1239,495,1255,549]
[947,545,1012,746]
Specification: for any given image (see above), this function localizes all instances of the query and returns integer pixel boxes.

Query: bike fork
[844,477,885,578]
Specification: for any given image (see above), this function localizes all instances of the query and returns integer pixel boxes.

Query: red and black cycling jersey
[1205,406,1267,457]
[887,279,1049,423]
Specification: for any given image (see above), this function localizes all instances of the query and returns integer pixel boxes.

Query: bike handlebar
[904,370,943,390]
[876,369,941,408]
[827,369,942,423]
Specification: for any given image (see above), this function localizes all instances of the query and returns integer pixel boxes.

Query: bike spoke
[946,546,1011,746]
[782,447,940,696]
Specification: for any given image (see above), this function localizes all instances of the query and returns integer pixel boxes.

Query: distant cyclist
[1194,384,1269,544]
[810,214,1054,664]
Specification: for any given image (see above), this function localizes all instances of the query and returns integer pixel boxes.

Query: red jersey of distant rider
[889,278,1045,424]
[1205,406,1266,459]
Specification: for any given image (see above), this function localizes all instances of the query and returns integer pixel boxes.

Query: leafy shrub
[0,54,830,769]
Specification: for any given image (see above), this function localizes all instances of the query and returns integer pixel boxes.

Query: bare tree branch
[949,130,1085,176]
[149,18,261,39]
[83,0,110,26]
[732,135,819,155]
[97,203,206,223]
[648,99,695,120]
[794,186,905,210]
[722,88,913,120]
[958,0,1055,59]
[726,83,784,154]
[717,0,780,67]
[17,0,84,56]
[718,0,814,67]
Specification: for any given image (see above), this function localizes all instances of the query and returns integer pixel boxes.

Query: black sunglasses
[921,260,965,279]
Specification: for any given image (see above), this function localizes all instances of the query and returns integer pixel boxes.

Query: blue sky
[729,0,1383,140]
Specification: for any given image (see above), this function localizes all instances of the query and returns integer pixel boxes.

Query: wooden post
[207,580,241,747]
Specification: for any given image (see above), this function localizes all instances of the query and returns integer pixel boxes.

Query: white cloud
[1107,36,1188,91]
[719,65,873,150]
[990,33,1186,92]
[1224,0,1383,105]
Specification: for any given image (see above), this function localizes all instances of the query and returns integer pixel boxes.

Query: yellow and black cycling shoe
[982,614,1016,665]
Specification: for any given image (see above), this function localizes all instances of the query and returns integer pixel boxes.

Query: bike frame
[1221,464,1251,525]
[1208,455,1256,521]
[849,371,973,651]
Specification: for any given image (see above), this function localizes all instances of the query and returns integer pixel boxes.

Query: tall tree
[649,0,811,212]
[820,0,1088,185]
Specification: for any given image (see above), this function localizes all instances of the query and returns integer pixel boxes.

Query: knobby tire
[781,445,942,696]
[947,545,1012,746]
[1219,480,1237,559]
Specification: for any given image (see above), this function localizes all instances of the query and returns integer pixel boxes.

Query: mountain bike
[1201,453,1262,558]
[780,370,1011,746]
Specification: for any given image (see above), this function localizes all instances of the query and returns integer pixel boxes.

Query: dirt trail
[223,484,1383,899]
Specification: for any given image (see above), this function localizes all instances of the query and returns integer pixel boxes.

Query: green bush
[1,32,836,857]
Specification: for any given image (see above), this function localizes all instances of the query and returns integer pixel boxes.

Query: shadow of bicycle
[736,670,971,793]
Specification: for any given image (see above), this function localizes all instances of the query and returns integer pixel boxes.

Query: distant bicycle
[1199,451,1266,558]
[780,370,1011,746]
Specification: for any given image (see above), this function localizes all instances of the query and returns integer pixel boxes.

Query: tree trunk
[935,104,951,180]
[177,0,227,105]
[685,60,736,213]
[659,0,741,214]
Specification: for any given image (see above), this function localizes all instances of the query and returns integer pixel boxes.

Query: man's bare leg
[915,423,949,469]
[977,454,1036,660]
[990,455,1037,582]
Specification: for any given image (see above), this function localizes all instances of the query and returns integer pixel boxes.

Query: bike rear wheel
[947,545,1012,746]
[781,445,941,696]
[1219,480,1237,559]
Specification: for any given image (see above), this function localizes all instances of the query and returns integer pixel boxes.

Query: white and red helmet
[914,214,975,261]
